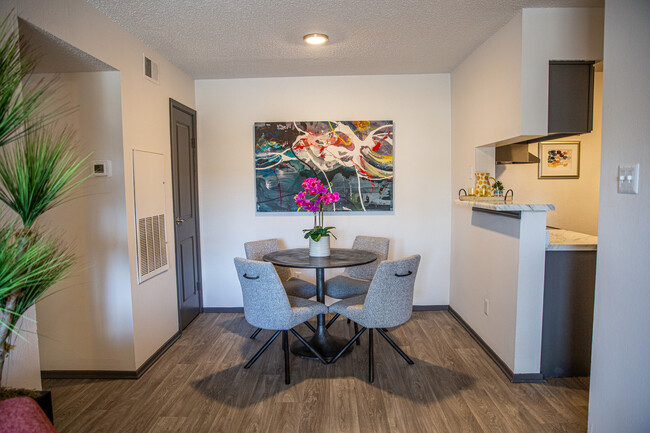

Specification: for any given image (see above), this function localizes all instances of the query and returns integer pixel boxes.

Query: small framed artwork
[538,141,580,179]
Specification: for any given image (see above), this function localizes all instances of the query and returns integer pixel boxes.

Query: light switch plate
[618,164,639,194]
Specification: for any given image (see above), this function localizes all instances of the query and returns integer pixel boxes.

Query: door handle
[175,217,186,224]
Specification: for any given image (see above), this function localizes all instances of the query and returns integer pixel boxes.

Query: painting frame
[254,120,394,213]
[538,141,580,179]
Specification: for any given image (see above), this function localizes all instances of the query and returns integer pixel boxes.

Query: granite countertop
[546,229,598,251]
[454,199,555,212]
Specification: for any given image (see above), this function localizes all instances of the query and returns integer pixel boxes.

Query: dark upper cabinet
[548,61,595,135]
[497,61,596,164]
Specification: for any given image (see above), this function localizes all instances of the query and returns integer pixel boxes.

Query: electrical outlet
[618,164,640,194]
[484,299,489,316]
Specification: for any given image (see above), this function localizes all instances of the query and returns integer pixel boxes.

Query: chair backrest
[361,255,421,328]
[234,258,293,330]
[244,239,292,282]
[346,236,390,280]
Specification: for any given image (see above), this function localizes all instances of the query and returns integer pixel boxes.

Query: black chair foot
[303,321,316,333]
[250,327,262,339]
[245,330,281,369]
[377,328,414,365]
[283,330,290,384]
[290,329,328,364]
[325,313,340,329]
[369,328,374,383]
[331,327,366,364]
[354,322,360,345]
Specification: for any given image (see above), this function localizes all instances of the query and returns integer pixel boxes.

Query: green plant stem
[0,293,17,380]
[319,203,323,227]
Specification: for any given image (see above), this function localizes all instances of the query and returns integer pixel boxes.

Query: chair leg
[244,330,281,369]
[369,328,374,383]
[330,326,367,364]
[377,328,414,365]
[347,318,351,324]
[303,321,316,333]
[354,322,360,345]
[325,313,340,329]
[290,329,328,364]
[283,330,290,384]
[250,327,262,339]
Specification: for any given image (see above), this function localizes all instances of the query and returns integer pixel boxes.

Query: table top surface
[263,248,377,269]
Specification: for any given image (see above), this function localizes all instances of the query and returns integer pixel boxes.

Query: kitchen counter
[546,229,598,251]
[454,199,555,212]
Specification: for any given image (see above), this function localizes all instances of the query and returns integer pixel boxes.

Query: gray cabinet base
[541,250,596,377]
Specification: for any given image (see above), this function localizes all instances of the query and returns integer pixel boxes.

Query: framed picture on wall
[538,141,580,179]
[254,121,394,212]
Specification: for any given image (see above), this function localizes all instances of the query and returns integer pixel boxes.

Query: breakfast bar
[451,199,555,381]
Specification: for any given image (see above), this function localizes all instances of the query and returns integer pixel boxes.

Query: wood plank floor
[43,312,590,433]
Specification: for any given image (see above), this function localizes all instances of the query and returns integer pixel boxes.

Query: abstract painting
[538,141,580,179]
[255,121,394,212]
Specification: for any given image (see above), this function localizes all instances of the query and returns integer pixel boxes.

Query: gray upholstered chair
[328,255,421,382]
[234,258,327,384]
[244,239,317,338]
[325,235,390,333]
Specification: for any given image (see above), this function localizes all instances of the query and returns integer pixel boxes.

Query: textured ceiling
[86,0,603,79]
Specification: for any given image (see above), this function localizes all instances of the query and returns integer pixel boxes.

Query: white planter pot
[309,235,330,257]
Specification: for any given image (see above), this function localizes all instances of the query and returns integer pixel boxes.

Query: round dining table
[263,247,377,361]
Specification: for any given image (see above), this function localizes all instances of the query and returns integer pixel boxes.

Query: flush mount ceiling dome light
[303,33,329,45]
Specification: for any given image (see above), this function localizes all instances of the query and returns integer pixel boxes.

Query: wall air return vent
[133,150,169,283]
[143,54,159,84]
[138,214,168,279]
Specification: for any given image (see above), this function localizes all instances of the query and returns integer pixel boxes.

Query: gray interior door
[170,99,202,330]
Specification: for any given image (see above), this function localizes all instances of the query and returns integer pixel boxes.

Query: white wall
[0,0,196,382]
[195,74,451,307]
[451,11,524,156]
[35,71,135,371]
[497,72,603,236]
[589,0,650,431]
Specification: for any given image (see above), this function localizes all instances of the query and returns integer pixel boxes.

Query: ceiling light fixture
[303,33,329,45]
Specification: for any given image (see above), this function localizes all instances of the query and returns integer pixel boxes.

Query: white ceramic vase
[309,235,330,257]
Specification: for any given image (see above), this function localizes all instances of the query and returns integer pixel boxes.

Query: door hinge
[196,281,201,293]
[191,137,196,148]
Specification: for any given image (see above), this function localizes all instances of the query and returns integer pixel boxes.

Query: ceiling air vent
[143,54,159,84]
